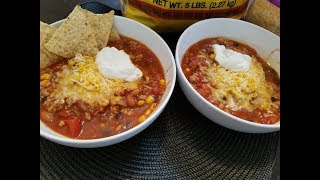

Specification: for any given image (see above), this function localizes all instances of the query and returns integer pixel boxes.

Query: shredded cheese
[203,56,278,112]
[47,54,140,109]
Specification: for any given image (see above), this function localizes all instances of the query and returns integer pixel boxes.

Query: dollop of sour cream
[95,47,143,82]
[212,44,252,72]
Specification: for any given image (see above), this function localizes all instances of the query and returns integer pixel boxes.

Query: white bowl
[175,18,280,133]
[40,16,176,148]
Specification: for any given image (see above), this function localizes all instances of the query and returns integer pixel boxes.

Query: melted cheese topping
[47,54,139,108]
[203,56,278,112]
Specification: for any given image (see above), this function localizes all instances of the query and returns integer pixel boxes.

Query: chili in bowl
[175,18,280,133]
[40,13,176,147]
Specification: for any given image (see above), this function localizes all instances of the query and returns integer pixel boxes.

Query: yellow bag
[120,0,249,32]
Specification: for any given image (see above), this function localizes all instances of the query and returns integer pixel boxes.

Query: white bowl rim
[175,18,280,129]
[40,15,177,145]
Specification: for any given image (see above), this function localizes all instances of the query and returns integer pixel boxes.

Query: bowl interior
[40,15,176,147]
[176,18,280,127]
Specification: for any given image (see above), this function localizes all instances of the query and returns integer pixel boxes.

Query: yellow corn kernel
[145,76,150,82]
[262,102,269,107]
[68,60,75,66]
[115,96,122,102]
[84,112,91,120]
[150,103,157,110]
[40,80,49,87]
[159,79,166,86]
[116,125,121,131]
[197,54,206,58]
[138,115,147,123]
[231,90,241,98]
[101,100,109,107]
[209,53,215,60]
[244,102,250,107]
[40,73,50,80]
[145,109,151,116]
[137,100,145,106]
[146,95,155,104]
[185,68,190,72]
[59,121,65,126]
[110,96,121,105]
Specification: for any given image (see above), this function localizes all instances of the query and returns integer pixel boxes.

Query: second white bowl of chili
[175,18,280,133]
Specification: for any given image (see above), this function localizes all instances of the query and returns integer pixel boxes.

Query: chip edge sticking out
[80,7,115,49]
[40,21,63,69]
[109,27,121,41]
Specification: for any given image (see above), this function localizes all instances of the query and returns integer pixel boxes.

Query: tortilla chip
[109,27,120,41]
[81,8,114,49]
[40,49,51,69]
[45,5,98,59]
[40,21,55,47]
[40,21,63,68]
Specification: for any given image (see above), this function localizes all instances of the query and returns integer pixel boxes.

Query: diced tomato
[40,109,54,122]
[65,118,82,138]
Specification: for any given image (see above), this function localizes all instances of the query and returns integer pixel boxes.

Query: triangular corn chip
[40,21,63,68]
[109,27,120,41]
[81,8,115,49]
[40,49,52,69]
[45,5,98,58]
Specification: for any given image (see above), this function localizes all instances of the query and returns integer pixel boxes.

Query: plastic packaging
[244,0,280,36]
[120,0,249,32]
